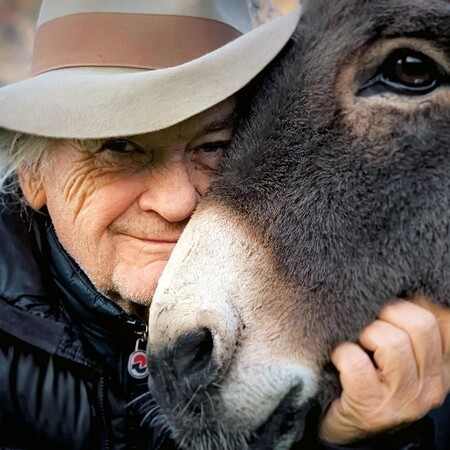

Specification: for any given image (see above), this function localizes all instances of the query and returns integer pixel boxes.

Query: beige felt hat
[0,0,301,139]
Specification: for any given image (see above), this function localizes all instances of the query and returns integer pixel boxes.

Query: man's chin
[110,260,169,307]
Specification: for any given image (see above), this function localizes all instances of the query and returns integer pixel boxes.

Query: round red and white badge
[128,350,149,379]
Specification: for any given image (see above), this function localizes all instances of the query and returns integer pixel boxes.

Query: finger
[379,301,443,384]
[379,301,446,412]
[358,319,419,390]
[331,342,381,399]
[413,297,450,391]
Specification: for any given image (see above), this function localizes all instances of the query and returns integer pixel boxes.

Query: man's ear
[18,167,47,210]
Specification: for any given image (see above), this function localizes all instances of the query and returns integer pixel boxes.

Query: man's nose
[137,161,199,222]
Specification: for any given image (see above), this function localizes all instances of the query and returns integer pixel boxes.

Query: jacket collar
[0,197,147,376]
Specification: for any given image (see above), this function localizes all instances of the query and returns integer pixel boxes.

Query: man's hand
[319,299,450,445]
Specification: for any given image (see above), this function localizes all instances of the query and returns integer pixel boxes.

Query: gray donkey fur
[216,0,450,399]
[146,0,450,448]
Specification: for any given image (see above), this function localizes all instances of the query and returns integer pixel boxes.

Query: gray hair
[0,129,55,204]
[0,131,107,207]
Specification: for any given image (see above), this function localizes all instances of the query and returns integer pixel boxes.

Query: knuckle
[365,326,410,354]
[359,321,379,342]
[413,311,438,335]
[334,343,368,368]
[386,329,411,352]
[380,302,410,322]
[345,351,372,375]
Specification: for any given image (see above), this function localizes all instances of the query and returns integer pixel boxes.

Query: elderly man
[0,1,448,449]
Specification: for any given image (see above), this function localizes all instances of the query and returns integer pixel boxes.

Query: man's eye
[193,141,231,172]
[100,139,145,154]
[197,141,231,154]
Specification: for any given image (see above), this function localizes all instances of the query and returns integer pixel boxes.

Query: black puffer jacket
[0,199,177,450]
[0,198,445,450]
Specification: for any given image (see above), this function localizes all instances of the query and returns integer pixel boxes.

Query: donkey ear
[18,166,47,210]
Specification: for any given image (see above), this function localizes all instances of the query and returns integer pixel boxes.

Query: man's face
[22,98,236,310]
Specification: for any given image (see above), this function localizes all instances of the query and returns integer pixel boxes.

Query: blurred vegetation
[0,0,298,86]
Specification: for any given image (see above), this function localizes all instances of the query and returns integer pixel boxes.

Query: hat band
[31,12,242,76]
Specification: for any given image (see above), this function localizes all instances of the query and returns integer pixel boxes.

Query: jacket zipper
[99,376,112,450]
[97,316,148,450]
[124,314,150,449]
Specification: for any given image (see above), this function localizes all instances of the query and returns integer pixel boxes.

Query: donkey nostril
[173,328,215,388]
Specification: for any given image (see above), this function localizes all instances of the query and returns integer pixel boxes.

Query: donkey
[145,0,450,448]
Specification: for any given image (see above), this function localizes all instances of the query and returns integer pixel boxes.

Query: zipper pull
[128,332,149,379]
[125,315,148,336]
[137,323,148,341]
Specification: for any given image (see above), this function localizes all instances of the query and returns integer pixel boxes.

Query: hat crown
[38,0,253,33]
[0,0,301,139]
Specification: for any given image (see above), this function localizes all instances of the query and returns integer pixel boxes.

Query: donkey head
[146,1,450,449]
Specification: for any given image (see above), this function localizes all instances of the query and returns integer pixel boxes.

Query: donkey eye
[359,48,447,96]
[383,49,443,92]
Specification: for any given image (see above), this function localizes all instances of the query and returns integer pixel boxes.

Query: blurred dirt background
[0,0,299,86]
[0,0,40,86]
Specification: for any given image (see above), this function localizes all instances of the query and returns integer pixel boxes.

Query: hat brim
[0,8,301,139]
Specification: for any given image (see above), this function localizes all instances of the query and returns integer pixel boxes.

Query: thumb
[319,399,358,445]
